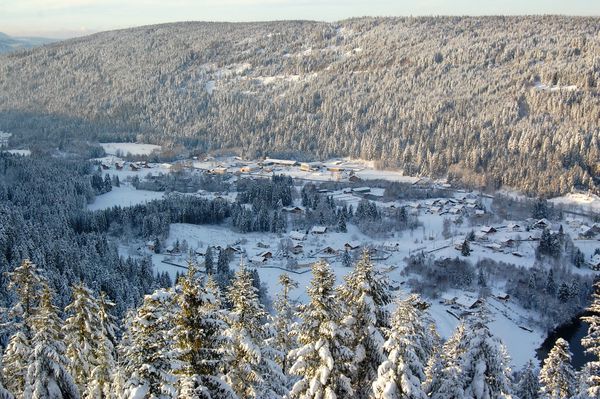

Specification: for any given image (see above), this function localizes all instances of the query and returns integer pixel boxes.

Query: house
[383,241,401,252]
[484,243,502,251]
[500,238,517,248]
[300,162,323,172]
[130,163,140,171]
[349,175,362,183]
[480,226,497,234]
[240,164,261,173]
[580,225,596,239]
[319,246,338,256]
[454,295,484,310]
[115,162,124,170]
[258,251,273,259]
[146,240,156,251]
[310,226,327,234]
[101,163,110,170]
[250,255,269,264]
[474,209,485,216]
[290,231,307,241]
[210,167,227,175]
[534,218,551,229]
[352,187,371,194]
[344,241,360,250]
[256,242,270,249]
[165,245,176,254]
[507,223,522,232]
[194,248,206,256]
[588,255,600,271]
[263,158,299,167]
[430,206,442,214]
[495,292,510,301]
[291,244,304,255]
[282,206,304,214]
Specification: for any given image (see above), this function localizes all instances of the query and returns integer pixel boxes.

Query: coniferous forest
[0,17,599,196]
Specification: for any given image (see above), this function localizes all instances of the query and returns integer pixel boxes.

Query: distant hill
[0,17,598,196]
[0,32,55,53]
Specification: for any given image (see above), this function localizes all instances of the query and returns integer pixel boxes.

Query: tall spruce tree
[2,259,45,397]
[24,283,79,399]
[271,273,298,376]
[427,322,468,399]
[287,261,354,399]
[224,261,286,399]
[171,262,236,399]
[339,251,391,398]
[515,360,540,399]
[539,338,576,399]
[371,295,433,399]
[121,289,177,399]
[581,280,600,398]
[64,283,102,392]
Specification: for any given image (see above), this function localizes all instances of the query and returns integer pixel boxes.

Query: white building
[0,132,12,148]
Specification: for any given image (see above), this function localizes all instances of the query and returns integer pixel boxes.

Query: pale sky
[1,0,599,39]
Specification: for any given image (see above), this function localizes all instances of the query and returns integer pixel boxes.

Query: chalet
[344,241,360,250]
[194,248,206,256]
[352,187,371,194]
[282,206,304,214]
[210,167,228,175]
[258,251,273,259]
[291,244,304,255]
[349,175,362,183]
[429,206,442,214]
[250,255,269,264]
[588,255,600,271]
[300,162,323,172]
[115,162,124,170]
[130,163,140,171]
[449,206,464,215]
[534,218,550,229]
[101,163,110,170]
[310,226,327,234]
[507,223,522,232]
[495,292,510,301]
[474,209,485,216]
[383,241,401,252]
[454,295,484,310]
[256,242,269,249]
[263,158,298,167]
[146,240,156,251]
[500,238,517,248]
[319,246,338,256]
[240,164,261,173]
[165,245,176,254]
[580,225,596,239]
[480,226,497,234]
[290,231,307,241]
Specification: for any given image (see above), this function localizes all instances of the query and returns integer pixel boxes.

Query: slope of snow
[100,142,161,156]
[87,184,164,211]
[550,192,600,213]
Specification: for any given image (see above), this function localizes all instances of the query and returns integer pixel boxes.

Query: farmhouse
[310,226,327,234]
[480,226,497,234]
[289,231,307,241]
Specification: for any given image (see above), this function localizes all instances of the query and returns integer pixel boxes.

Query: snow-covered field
[88,184,164,211]
[100,142,161,156]
[4,149,31,156]
[550,192,600,214]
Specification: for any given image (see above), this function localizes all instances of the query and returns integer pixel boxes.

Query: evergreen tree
[64,283,101,392]
[458,310,513,399]
[539,338,576,399]
[462,240,471,256]
[271,273,298,376]
[515,360,540,399]
[338,213,347,233]
[427,323,468,399]
[2,259,45,396]
[581,280,600,398]
[371,295,432,399]
[121,289,177,399]
[24,283,79,399]
[288,261,354,399]
[204,247,214,275]
[339,251,391,398]
[171,262,236,399]
[546,269,557,297]
[224,261,286,398]
[84,292,118,399]
[342,249,352,268]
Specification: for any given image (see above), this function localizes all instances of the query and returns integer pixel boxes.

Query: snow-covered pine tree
[458,309,513,399]
[0,359,14,399]
[339,250,391,398]
[84,291,119,399]
[287,260,354,399]
[24,282,79,399]
[581,280,600,398]
[539,338,576,399]
[371,295,433,399]
[2,259,44,396]
[171,262,236,399]
[515,360,540,399]
[426,322,468,399]
[271,273,298,376]
[121,288,177,399]
[224,261,286,399]
[64,283,101,392]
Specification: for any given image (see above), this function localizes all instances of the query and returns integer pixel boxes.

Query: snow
[550,192,600,214]
[4,149,31,156]
[533,82,578,92]
[87,184,164,211]
[100,142,161,156]
[205,80,216,94]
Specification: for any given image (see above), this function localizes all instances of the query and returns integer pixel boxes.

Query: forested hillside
[0,17,599,195]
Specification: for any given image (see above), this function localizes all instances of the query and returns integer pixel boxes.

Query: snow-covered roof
[290,231,307,241]
[310,226,327,234]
